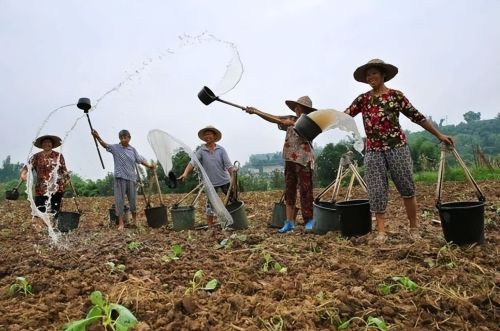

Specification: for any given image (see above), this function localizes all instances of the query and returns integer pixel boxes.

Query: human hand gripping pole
[77,98,105,169]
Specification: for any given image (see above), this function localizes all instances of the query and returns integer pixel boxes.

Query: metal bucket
[171,206,195,231]
[336,199,371,237]
[57,212,80,232]
[294,114,322,142]
[313,201,340,235]
[227,201,248,230]
[109,205,129,225]
[438,201,485,245]
[145,205,168,228]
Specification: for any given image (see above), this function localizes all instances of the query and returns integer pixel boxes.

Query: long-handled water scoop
[77,98,105,169]
[197,86,284,123]
[5,180,23,201]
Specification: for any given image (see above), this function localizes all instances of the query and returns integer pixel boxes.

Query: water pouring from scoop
[294,109,340,142]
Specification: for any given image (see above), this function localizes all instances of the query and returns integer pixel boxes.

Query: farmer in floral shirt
[246,96,317,233]
[345,59,454,242]
[20,135,69,220]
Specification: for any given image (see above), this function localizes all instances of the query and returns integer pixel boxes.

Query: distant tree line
[1,113,498,195]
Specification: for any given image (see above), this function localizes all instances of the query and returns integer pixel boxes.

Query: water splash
[148,129,233,229]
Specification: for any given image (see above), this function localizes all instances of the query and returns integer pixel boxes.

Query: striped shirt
[106,144,146,181]
[192,144,232,187]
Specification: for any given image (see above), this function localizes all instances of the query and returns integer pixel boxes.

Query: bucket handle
[64,179,82,214]
[224,161,240,205]
[173,182,204,207]
[152,169,165,206]
[435,144,485,207]
[136,166,151,208]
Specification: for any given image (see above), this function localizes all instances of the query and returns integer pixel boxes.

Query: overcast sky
[1,0,499,180]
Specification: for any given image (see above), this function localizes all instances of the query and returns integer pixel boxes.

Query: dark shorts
[35,192,64,217]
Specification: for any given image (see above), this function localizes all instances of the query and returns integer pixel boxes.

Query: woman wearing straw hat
[344,59,454,242]
[178,126,234,227]
[20,135,69,221]
[246,96,317,233]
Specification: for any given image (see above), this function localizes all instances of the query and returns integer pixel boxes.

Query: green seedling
[338,315,387,331]
[64,290,137,331]
[127,240,141,251]
[161,244,183,262]
[8,276,33,296]
[105,262,126,274]
[378,276,418,294]
[185,270,218,295]
[215,233,247,249]
[261,252,287,274]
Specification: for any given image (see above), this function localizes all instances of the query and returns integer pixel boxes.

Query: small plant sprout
[215,233,247,249]
[63,290,137,331]
[378,276,418,294]
[161,244,183,262]
[338,315,388,331]
[127,240,141,251]
[261,251,287,274]
[8,276,34,296]
[185,270,218,295]
[105,262,126,274]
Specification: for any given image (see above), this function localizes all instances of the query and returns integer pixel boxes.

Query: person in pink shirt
[246,96,317,233]
[344,59,454,242]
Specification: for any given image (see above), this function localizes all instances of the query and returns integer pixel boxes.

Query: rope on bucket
[435,144,486,208]
[136,166,151,208]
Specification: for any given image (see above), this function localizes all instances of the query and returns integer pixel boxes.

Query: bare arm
[140,160,156,170]
[245,107,296,127]
[419,120,454,145]
[91,129,109,149]
[178,163,194,181]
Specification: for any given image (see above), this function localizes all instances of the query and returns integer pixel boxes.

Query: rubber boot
[278,220,295,233]
[305,219,315,232]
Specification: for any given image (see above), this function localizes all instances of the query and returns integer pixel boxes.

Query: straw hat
[198,125,222,142]
[353,59,398,83]
[33,135,62,148]
[285,96,316,114]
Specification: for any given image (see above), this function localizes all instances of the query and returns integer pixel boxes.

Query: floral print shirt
[345,89,426,151]
[29,151,67,196]
[283,126,315,168]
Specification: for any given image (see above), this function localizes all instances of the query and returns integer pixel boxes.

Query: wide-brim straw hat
[353,59,399,83]
[198,126,222,142]
[33,135,62,148]
[285,96,316,114]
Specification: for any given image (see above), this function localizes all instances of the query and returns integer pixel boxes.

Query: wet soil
[0,181,498,330]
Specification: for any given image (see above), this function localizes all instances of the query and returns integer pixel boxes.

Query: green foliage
[414,166,500,182]
[185,270,218,295]
[8,276,33,296]
[215,234,247,249]
[378,276,418,294]
[261,251,287,274]
[463,111,481,123]
[338,315,387,331]
[105,262,126,274]
[0,156,24,182]
[161,244,183,262]
[63,290,137,331]
[127,241,141,251]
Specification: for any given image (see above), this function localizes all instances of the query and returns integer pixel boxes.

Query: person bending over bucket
[92,129,156,230]
[245,96,316,233]
[20,135,69,228]
[343,59,454,243]
[178,126,234,227]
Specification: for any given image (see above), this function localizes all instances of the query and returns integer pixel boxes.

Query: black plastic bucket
[57,212,80,232]
[313,201,340,235]
[109,205,129,225]
[336,199,371,237]
[438,201,485,245]
[227,201,248,230]
[145,206,168,228]
[293,114,322,142]
[171,206,195,231]
[270,203,299,228]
